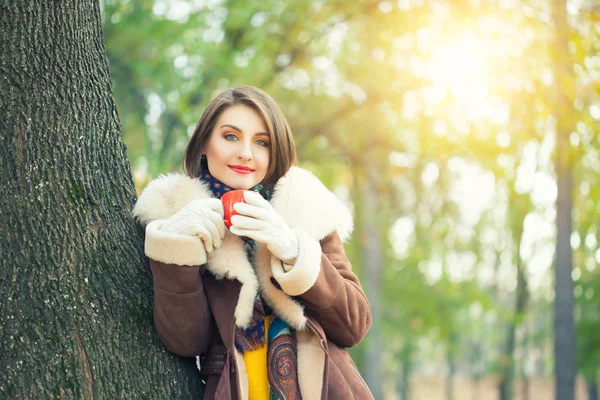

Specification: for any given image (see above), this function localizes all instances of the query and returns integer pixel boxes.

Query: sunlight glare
[425,31,490,108]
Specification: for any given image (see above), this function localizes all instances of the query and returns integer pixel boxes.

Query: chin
[226,177,260,190]
[214,169,265,190]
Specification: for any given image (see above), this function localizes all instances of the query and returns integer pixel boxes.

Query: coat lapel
[203,274,241,349]
[205,231,258,328]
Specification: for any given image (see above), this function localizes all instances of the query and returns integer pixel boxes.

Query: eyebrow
[221,124,270,137]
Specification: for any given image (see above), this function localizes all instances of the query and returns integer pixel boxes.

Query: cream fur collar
[133,166,353,330]
[133,166,352,241]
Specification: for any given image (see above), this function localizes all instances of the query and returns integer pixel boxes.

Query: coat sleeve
[271,230,372,348]
[145,219,215,357]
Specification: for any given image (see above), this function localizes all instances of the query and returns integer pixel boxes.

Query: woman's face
[203,104,271,190]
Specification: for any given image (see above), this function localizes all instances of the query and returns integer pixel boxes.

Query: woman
[133,86,373,399]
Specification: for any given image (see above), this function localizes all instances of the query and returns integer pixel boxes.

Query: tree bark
[0,1,203,398]
[551,1,577,399]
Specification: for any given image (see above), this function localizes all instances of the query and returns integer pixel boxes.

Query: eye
[254,139,269,147]
[224,133,238,141]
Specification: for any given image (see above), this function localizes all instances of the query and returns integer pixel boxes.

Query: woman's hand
[229,191,299,266]
[160,198,226,254]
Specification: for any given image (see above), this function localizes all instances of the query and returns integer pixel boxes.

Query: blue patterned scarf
[197,167,272,201]
[198,167,301,400]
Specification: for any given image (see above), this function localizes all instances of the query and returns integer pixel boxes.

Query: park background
[104,0,599,398]
[1,0,599,399]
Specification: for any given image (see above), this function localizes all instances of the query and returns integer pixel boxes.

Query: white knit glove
[160,198,225,254]
[229,191,299,267]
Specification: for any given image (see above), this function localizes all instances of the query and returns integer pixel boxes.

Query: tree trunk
[587,378,599,400]
[362,163,383,400]
[498,194,528,400]
[521,321,530,400]
[0,1,203,398]
[498,261,528,400]
[552,1,577,399]
[446,350,454,400]
[396,341,414,400]
[472,376,481,400]
[468,340,482,400]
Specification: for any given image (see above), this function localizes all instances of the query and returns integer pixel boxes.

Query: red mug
[221,190,248,229]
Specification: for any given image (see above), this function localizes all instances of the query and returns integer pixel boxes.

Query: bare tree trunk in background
[521,321,530,400]
[587,378,599,400]
[499,196,528,400]
[472,375,481,400]
[396,341,414,400]
[445,332,459,400]
[446,349,455,400]
[468,340,483,400]
[363,163,383,399]
[0,1,203,397]
[499,258,528,400]
[552,1,577,399]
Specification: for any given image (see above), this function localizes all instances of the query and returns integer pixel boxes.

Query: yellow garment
[243,316,271,400]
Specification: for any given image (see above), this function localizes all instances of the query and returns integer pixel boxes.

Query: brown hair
[182,86,296,186]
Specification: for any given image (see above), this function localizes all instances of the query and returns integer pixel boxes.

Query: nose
[237,140,253,161]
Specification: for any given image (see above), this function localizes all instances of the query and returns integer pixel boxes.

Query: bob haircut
[182,86,296,186]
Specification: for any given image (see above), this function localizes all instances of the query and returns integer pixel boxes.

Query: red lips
[229,165,255,174]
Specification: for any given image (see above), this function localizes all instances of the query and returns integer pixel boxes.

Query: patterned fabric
[268,318,301,400]
[234,294,267,353]
[198,166,301,400]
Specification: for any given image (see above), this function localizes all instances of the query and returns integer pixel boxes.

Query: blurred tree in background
[103,0,600,399]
